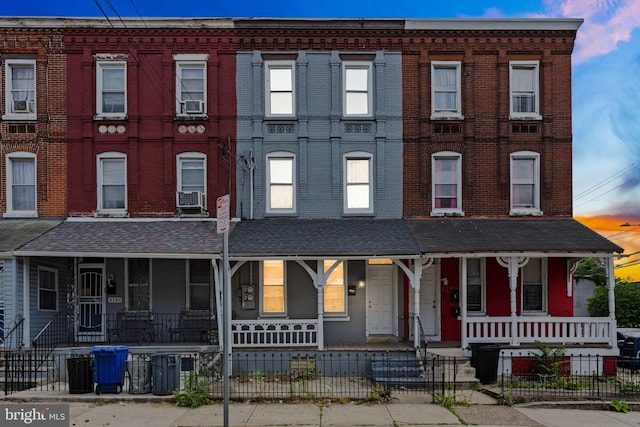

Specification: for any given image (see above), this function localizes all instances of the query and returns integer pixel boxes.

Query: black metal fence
[500,353,640,402]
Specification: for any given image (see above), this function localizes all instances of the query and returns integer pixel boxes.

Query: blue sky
[2,1,640,273]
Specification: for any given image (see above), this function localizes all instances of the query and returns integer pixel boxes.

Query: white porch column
[497,256,528,346]
[460,257,468,350]
[22,257,30,348]
[606,256,617,349]
[394,257,431,349]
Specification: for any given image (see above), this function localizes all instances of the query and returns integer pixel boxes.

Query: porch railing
[464,316,615,347]
[2,315,24,350]
[231,319,318,348]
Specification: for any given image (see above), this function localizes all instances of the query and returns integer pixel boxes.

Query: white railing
[231,319,318,348]
[464,316,615,347]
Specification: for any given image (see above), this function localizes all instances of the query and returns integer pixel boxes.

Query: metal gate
[77,270,105,342]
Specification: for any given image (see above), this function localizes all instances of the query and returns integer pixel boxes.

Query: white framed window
[265,61,295,117]
[431,61,462,119]
[261,260,286,316]
[343,62,372,116]
[4,59,36,120]
[521,258,547,313]
[127,258,151,311]
[510,60,541,119]
[266,152,296,214]
[96,61,126,117]
[177,152,206,209]
[38,267,58,311]
[5,152,37,217]
[431,152,463,216]
[344,152,373,215]
[174,54,208,116]
[466,258,485,314]
[323,260,346,315]
[97,152,127,213]
[510,151,542,216]
[187,259,211,311]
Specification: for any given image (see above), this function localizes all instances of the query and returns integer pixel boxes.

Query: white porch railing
[464,316,615,347]
[231,319,318,348]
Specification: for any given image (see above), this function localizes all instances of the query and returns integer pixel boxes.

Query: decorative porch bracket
[595,256,618,349]
[394,257,433,349]
[496,256,529,345]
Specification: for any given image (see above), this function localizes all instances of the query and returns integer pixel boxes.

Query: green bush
[588,278,640,327]
[174,371,211,408]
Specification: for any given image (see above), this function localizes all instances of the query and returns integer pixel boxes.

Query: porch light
[358,279,366,288]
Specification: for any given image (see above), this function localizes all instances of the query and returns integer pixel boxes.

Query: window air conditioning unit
[177,191,204,209]
[182,100,204,114]
[13,100,28,112]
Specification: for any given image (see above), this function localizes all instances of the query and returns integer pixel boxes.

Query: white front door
[77,265,105,342]
[419,264,440,340]
[366,263,395,336]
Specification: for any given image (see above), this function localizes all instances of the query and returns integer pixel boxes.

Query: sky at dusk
[2,0,639,280]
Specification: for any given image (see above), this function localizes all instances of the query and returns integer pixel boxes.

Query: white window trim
[431,61,463,120]
[265,60,296,118]
[266,151,296,215]
[186,259,211,311]
[5,151,37,218]
[97,152,128,215]
[323,260,348,317]
[510,151,543,216]
[509,60,541,120]
[431,151,464,217]
[125,258,152,312]
[465,258,486,316]
[260,260,287,317]
[343,61,373,117]
[174,55,208,117]
[3,59,36,120]
[177,152,207,209]
[520,258,548,314]
[96,60,127,119]
[38,266,58,312]
[343,152,374,215]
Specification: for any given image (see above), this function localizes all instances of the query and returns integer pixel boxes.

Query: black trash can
[472,344,501,385]
[151,354,181,396]
[67,356,94,394]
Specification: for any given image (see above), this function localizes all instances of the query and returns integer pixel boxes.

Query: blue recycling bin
[92,345,129,395]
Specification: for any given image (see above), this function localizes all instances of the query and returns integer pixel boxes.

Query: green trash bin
[151,354,181,396]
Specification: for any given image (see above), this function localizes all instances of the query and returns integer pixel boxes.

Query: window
[510,151,541,215]
[431,61,462,119]
[510,61,540,119]
[97,153,127,213]
[265,61,295,116]
[174,54,208,116]
[262,260,285,315]
[343,62,372,116]
[96,61,126,116]
[521,258,546,312]
[127,258,150,311]
[431,152,462,216]
[38,267,57,311]
[187,259,210,310]
[177,152,206,208]
[324,260,345,314]
[266,152,295,214]
[5,152,37,217]
[344,153,373,214]
[466,259,484,313]
[4,59,36,119]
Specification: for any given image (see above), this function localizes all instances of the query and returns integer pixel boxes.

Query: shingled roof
[407,218,623,254]
[0,219,63,253]
[15,220,225,258]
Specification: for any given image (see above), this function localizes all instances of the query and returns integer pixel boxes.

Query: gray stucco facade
[236,50,403,220]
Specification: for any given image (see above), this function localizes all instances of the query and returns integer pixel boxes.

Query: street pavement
[4,390,640,427]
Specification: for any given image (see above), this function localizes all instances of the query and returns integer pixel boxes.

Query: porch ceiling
[0,219,62,254]
[228,218,421,258]
[13,219,225,258]
[407,218,623,255]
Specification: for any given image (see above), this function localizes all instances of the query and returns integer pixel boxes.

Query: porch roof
[228,219,421,258]
[13,219,226,258]
[407,218,623,255]
[0,219,63,255]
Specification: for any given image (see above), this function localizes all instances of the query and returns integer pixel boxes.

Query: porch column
[606,256,617,349]
[497,256,528,346]
[460,257,468,350]
[22,257,30,348]
[394,257,431,349]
